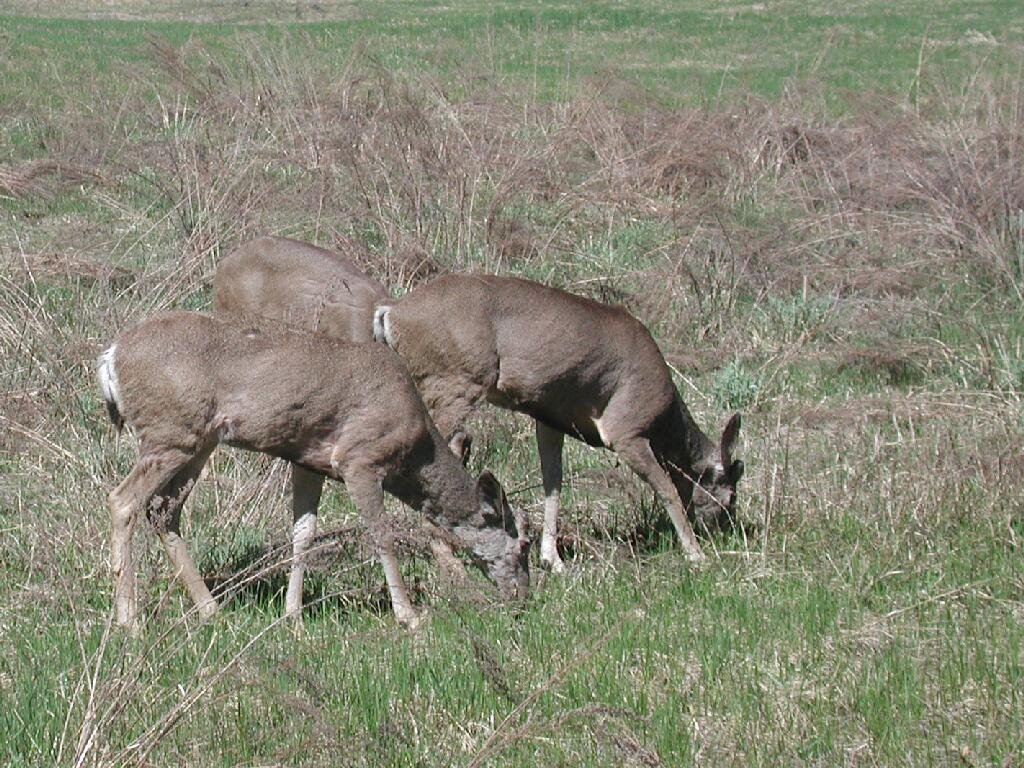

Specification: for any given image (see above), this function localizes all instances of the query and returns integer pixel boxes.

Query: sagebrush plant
[1,8,1023,767]
[711,360,761,411]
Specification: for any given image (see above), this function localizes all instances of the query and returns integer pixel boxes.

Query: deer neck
[385,430,478,530]
[655,390,716,487]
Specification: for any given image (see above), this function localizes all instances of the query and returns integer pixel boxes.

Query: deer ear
[729,459,745,483]
[478,470,517,532]
[477,470,505,519]
[721,412,741,464]
[452,431,472,467]
[477,470,501,503]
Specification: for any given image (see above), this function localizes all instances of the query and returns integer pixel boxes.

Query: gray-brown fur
[213,236,471,595]
[99,311,528,632]
[375,274,744,569]
[213,236,389,343]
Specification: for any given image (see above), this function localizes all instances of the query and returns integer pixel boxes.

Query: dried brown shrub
[0,160,101,200]
[833,343,927,386]
[11,250,133,287]
[104,36,1019,321]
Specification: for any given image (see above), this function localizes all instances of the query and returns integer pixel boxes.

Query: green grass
[2,0,1024,112]
[2,1,1024,766]
[3,510,1019,765]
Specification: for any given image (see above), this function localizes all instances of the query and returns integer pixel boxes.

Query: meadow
[1,2,1023,765]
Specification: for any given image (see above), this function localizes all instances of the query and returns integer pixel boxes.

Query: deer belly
[528,408,605,448]
[489,368,608,447]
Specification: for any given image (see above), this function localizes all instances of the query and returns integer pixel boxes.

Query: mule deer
[97,311,529,632]
[213,236,388,343]
[213,236,468,582]
[373,275,744,571]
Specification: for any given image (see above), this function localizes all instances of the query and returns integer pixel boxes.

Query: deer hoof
[286,607,306,632]
[197,599,220,621]
[540,542,565,573]
[685,548,708,567]
[397,609,428,631]
[118,617,142,638]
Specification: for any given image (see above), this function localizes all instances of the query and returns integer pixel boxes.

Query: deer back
[110,311,426,472]
[380,274,680,447]
[213,236,389,343]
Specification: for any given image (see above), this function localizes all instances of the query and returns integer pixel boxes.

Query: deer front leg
[536,421,566,573]
[286,465,323,623]
[345,469,422,629]
[425,521,467,586]
[615,437,706,564]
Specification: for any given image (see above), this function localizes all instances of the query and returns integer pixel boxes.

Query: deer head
[690,412,745,532]
[458,471,531,599]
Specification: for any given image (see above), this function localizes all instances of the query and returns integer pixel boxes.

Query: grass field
[2,2,1023,766]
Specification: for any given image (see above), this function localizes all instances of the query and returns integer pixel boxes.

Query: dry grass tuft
[0,160,101,200]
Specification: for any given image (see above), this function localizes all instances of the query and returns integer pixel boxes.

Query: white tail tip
[97,344,124,429]
[373,305,393,346]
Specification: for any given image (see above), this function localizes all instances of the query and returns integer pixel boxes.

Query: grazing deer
[213,236,468,582]
[373,275,744,571]
[213,236,388,344]
[97,311,529,632]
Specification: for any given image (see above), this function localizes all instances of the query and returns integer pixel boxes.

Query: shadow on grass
[554,500,759,565]
[200,525,396,619]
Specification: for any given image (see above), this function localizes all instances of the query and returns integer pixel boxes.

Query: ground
[0,2,1023,766]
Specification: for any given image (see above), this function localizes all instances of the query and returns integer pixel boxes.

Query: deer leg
[536,421,566,573]
[149,447,218,620]
[345,469,422,629]
[108,449,197,632]
[615,437,706,564]
[286,464,323,622]
[109,481,142,633]
[424,521,467,585]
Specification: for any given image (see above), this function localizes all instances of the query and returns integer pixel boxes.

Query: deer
[213,236,388,344]
[372,274,744,572]
[213,236,469,583]
[97,310,529,633]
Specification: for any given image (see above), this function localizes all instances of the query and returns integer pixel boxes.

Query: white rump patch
[372,305,394,346]
[96,344,122,412]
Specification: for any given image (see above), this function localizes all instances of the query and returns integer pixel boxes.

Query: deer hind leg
[614,437,706,564]
[286,464,323,623]
[536,421,566,573]
[345,468,422,629]
[108,448,200,631]
[148,445,219,620]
